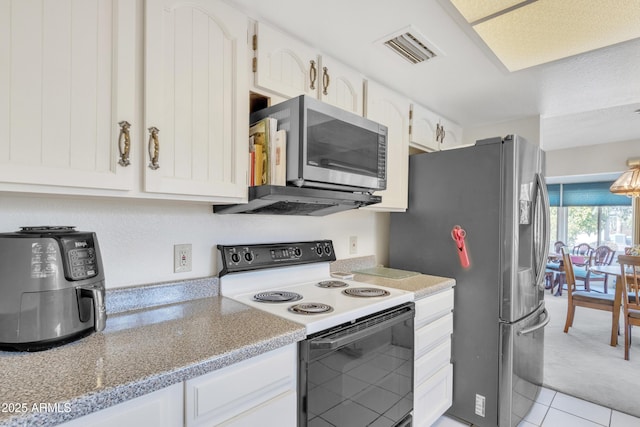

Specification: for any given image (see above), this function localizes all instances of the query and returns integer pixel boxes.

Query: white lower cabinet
[59,382,183,427]
[59,344,297,427]
[184,344,297,427]
[413,288,454,427]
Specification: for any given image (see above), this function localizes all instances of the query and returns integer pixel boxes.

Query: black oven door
[299,303,414,427]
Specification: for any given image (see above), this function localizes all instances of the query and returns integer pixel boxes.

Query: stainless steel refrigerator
[389,135,550,427]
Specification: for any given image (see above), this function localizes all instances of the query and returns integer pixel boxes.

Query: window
[547,181,633,252]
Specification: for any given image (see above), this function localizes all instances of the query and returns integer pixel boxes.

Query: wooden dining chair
[562,247,617,346]
[545,241,565,292]
[617,255,640,361]
[574,245,616,293]
[569,243,595,291]
[572,243,594,258]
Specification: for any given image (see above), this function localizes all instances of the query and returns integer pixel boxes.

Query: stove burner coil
[317,280,348,288]
[253,291,303,303]
[288,302,334,315]
[342,288,390,298]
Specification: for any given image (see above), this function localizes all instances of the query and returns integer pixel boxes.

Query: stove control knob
[293,248,302,257]
[230,253,240,263]
[315,246,323,256]
[244,252,254,262]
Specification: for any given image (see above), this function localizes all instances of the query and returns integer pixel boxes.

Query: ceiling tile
[450,0,640,71]
[449,0,530,23]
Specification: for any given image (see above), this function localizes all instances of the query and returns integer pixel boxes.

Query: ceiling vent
[380,26,442,64]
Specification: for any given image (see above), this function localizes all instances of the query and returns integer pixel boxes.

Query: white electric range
[217,240,413,335]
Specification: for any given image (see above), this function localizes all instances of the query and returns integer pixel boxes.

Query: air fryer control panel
[217,240,336,276]
[59,234,99,281]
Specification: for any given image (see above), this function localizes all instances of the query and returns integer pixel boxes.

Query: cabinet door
[145,0,248,199]
[438,117,464,150]
[253,21,319,99]
[414,364,453,427]
[318,55,363,115]
[410,104,440,152]
[364,80,409,211]
[0,0,135,190]
[58,383,183,427]
[185,344,296,427]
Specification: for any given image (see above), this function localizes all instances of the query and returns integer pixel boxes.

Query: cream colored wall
[462,116,541,147]
[545,138,640,178]
[0,194,387,289]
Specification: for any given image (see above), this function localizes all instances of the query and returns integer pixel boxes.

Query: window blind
[546,181,632,207]
[547,184,561,207]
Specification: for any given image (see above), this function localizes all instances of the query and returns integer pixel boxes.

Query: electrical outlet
[349,236,358,255]
[174,244,192,273]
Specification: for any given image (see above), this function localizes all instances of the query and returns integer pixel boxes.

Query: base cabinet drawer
[413,364,453,427]
[218,390,296,427]
[185,344,296,427]
[415,312,453,358]
[415,289,454,328]
[59,383,183,427]
[415,339,451,386]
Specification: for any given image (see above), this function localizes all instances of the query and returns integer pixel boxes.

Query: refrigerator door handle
[533,172,551,288]
[517,308,550,336]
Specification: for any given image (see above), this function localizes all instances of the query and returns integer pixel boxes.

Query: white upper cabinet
[252,22,363,115]
[410,103,441,152]
[0,0,135,190]
[364,80,409,212]
[252,21,319,100]
[144,0,248,200]
[318,55,363,115]
[410,103,464,152]
[438,116,464,150]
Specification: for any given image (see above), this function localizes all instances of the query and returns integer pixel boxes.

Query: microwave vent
[382,27,440,64]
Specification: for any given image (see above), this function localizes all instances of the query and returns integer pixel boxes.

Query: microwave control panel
[217,240,336,276]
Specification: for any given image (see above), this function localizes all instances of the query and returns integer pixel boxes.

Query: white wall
[0,194,387,289]
[462,116,541,147]
[545,138,640,178]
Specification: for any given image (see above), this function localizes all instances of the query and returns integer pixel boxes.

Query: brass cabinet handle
[147,127,160,170]
[117,121,131,167]
[309,60,317,90]
[322,67,330,95]
[436,123,446,144]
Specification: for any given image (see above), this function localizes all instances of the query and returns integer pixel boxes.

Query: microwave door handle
[322,160,372,175]
[310,310,414,350]
[79,285,107,332]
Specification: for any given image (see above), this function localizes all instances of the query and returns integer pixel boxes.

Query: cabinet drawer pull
[322,67,330,95]
[147,126,160,170]
[117,121,131,167]
[309,60,317,90]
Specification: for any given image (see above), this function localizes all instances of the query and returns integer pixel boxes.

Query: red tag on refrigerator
[451,225,471,269]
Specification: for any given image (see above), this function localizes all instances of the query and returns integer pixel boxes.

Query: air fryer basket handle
[79,285,107,332]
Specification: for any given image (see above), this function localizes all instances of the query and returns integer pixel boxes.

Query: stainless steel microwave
[250,95,387,192]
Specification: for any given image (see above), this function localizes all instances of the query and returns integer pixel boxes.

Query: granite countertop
[0,259,452,427]
[0,280,305,427]
[331,256,456,299]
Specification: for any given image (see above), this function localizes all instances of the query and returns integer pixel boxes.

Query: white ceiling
[226,0,640,152]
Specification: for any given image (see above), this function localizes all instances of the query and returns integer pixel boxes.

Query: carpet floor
[543,287,640,418]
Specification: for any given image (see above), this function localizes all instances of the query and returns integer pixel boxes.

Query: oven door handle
[309,310,414,350]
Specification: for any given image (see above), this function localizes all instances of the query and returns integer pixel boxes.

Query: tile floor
[432,387,640,427]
